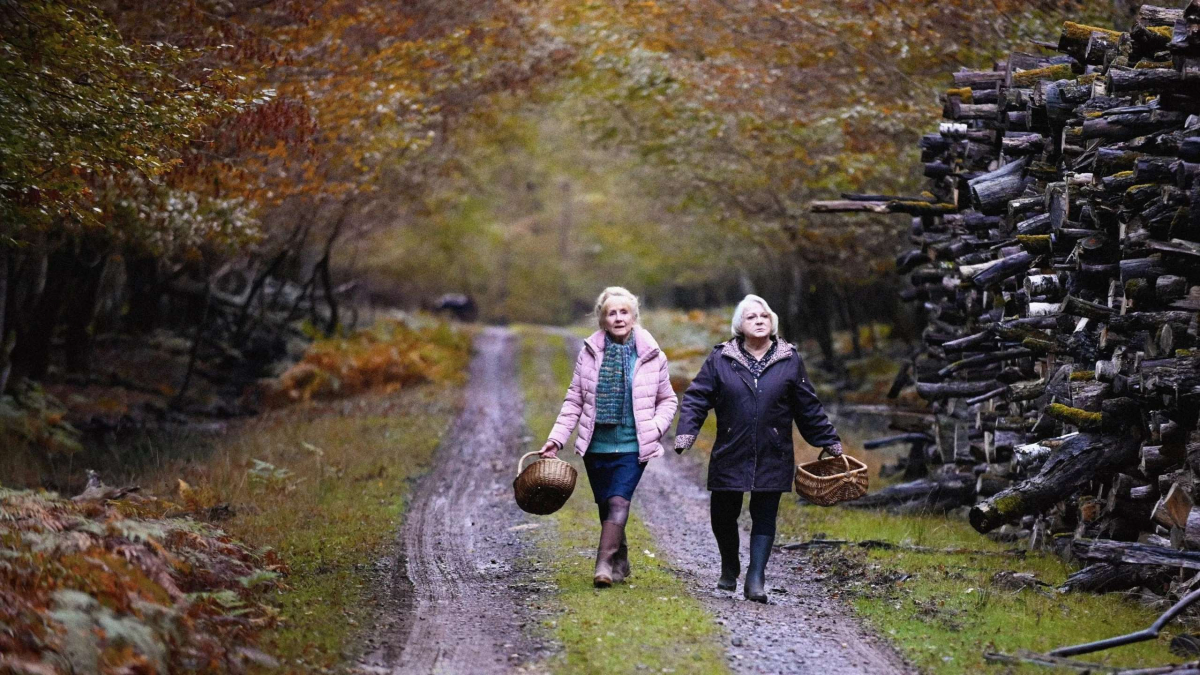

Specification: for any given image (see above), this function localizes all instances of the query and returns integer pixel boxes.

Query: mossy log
[1011,63,1076,87]
[1058,22,1123,61]
[1044,402,1104,429]
[1017,234,1052,254]
[1060,295,1112,320]
[970,432,1140,533]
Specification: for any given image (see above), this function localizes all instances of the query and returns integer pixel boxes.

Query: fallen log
[982,650,1119,673]
[1060,562,1172,594]
[916,380,1003,401]
[843,474,976,512]
[1072,538,1200,572]
[970,432,1140,533]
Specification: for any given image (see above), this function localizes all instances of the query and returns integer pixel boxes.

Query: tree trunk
[64,249,109,373]
[12,248,74,380]
[0,249,10,394]
[124,254,161,334]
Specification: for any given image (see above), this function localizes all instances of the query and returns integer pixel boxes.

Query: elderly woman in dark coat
[674,295,843,602]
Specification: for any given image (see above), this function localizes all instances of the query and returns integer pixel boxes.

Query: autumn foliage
[0,487,286,674]
[254,319,470,407]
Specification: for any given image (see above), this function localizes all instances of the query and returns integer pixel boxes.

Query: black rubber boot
[744,534,773,603]
[714,527,740,591]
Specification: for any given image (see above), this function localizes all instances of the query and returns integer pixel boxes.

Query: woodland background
[1,0,1135,399]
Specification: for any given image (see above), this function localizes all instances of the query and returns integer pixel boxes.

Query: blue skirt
[583,452,646,503]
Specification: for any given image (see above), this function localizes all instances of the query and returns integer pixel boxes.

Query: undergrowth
[515,326,730,675]
[255,318,470,407]
[1,319,471,674]
[141,384,466,671]
[0,487,285,674]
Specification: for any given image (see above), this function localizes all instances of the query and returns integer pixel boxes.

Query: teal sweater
[589,341,638,454]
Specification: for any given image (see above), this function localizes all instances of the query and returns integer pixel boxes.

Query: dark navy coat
[674,339,841,492]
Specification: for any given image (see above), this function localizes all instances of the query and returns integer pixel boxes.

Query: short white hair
[594,286,640,328]
[731,295,779,337]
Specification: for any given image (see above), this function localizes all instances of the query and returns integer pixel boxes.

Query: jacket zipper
[733,366,759,491]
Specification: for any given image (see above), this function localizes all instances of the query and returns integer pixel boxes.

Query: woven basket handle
[517,451,542,477]
[818,448,850,473]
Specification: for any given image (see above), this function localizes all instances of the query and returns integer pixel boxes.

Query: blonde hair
[594,286,640,328]
[731,294,779,337]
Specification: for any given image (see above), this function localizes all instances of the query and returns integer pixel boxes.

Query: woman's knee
[710,491,743,527]
[748,492,781,536]
[605,496,631,524]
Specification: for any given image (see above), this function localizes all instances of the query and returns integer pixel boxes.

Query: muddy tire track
[361,327,547,674]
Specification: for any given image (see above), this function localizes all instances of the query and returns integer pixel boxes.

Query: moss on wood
[1060,21,1122,43]
[945,87,973,102]
[1045,402,1103,429]
[1017,234,1052,253]
[1011,64,1075,87]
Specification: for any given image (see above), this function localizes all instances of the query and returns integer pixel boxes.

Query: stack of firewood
[813,2,1200,588]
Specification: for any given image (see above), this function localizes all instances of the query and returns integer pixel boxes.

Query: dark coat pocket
[769,426,793,454]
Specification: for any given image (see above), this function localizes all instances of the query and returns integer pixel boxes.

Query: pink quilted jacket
[547,326,678,462]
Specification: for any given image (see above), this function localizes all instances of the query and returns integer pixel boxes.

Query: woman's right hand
[539,440,560,459]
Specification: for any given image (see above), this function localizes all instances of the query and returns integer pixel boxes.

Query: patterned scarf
[595,335,635,425]
[738,337,778,379]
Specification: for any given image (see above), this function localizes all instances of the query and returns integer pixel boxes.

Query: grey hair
[594,286,640,328]
[731,295,779,337]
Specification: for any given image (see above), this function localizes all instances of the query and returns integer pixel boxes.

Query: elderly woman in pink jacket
[539,286,678,587]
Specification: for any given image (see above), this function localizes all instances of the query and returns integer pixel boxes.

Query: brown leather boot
[612,531,631,583]
[593,521,623,587]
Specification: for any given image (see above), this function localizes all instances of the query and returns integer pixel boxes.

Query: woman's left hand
[822,443,843,457]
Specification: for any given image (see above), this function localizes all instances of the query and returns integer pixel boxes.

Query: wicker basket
[513,451,578,515]
[794,451,869,506]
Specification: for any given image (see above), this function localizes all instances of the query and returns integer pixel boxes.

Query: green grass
[775,501,1189,674]
[139,382,465,670]
[515,325,730,675]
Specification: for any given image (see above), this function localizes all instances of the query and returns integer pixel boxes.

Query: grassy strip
[775,486,1187,673]
[142,378,467,670]
[514,326,730,675]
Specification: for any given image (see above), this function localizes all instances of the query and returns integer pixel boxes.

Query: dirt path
[551,335,913,675]
[637,456,914,674]
[361,327,547,674]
